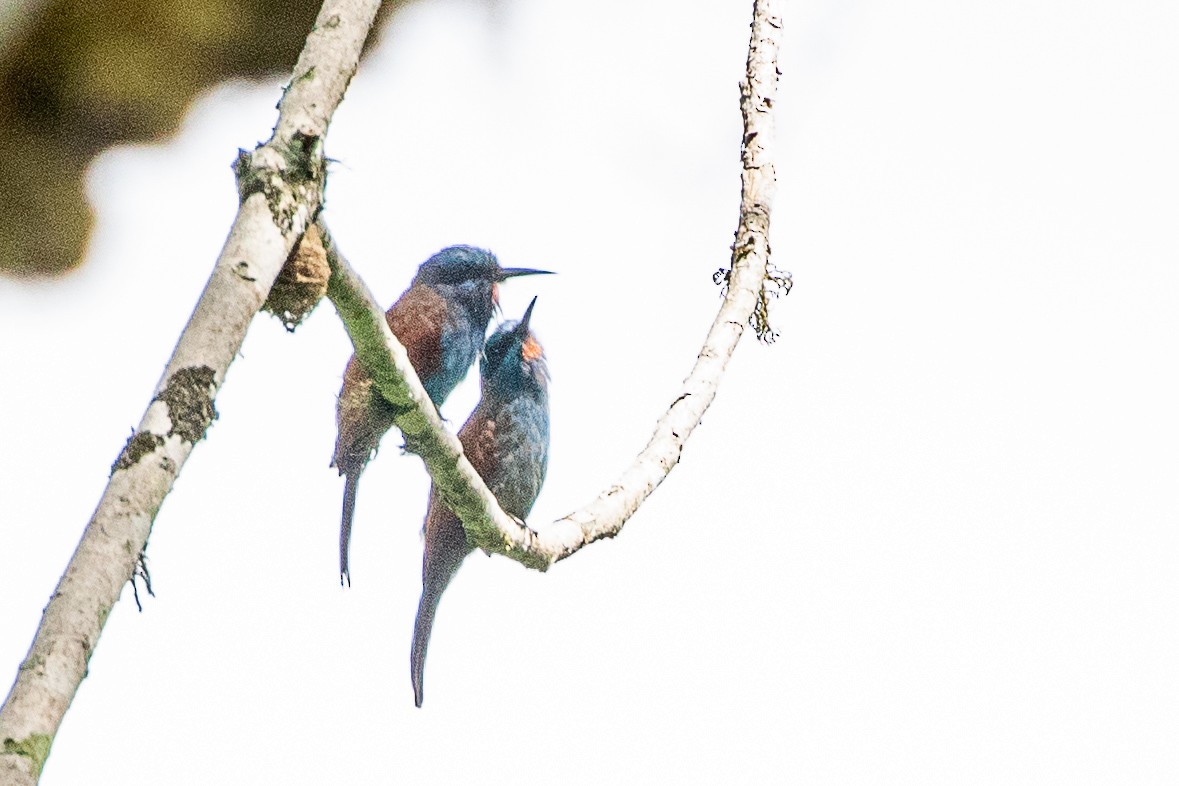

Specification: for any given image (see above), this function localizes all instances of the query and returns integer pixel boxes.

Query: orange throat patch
[521,335,543,362]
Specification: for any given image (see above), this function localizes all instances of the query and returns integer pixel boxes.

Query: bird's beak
[516,297,543,362]
[517,296,538,332]
[497,267,554,281]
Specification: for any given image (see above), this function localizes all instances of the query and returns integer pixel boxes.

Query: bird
[410,297,550,707]
[333,246,551,586]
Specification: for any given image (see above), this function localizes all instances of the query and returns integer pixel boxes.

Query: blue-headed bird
[410,297,550,707]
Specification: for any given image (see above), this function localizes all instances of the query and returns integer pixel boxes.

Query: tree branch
[0,1,381,782]
[549,0,788,557]
[320,0,787,570]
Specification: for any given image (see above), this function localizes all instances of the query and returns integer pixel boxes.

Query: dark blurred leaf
[0,0,404,277]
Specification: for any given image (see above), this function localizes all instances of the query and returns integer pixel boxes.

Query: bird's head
[480,297,549,398]
[414,245,551,317]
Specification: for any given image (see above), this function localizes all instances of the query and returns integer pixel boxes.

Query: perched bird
[333,246,550,586]
[410,298,550,707]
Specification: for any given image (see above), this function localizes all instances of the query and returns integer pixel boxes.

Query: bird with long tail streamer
[332,246,550,586]
[410,297,550,707]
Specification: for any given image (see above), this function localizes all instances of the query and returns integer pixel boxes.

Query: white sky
[2,0,1178,782]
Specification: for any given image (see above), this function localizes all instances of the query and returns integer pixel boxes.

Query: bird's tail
[410,583,442,708]
[410,547,466,708]
[339,472,359,586]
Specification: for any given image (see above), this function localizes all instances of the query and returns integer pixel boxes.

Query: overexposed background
[2,0,1177,782]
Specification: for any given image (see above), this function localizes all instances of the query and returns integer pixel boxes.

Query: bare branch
[0,1,381,782]
[320,0,786,570]
[551,0,788,556]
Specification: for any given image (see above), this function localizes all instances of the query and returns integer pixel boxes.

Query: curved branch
[547,0,787,558]
[321,0,787,570]
[0,1,381,782]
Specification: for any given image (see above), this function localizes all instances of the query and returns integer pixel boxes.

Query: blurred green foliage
[1,0,400,277]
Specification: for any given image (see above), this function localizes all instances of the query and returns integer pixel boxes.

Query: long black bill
[496,267,553,281]
[516,296,538,333]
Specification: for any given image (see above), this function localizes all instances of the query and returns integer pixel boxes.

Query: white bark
[0,1,381,783]
[543,0,787,559]
[322,0,787,569]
